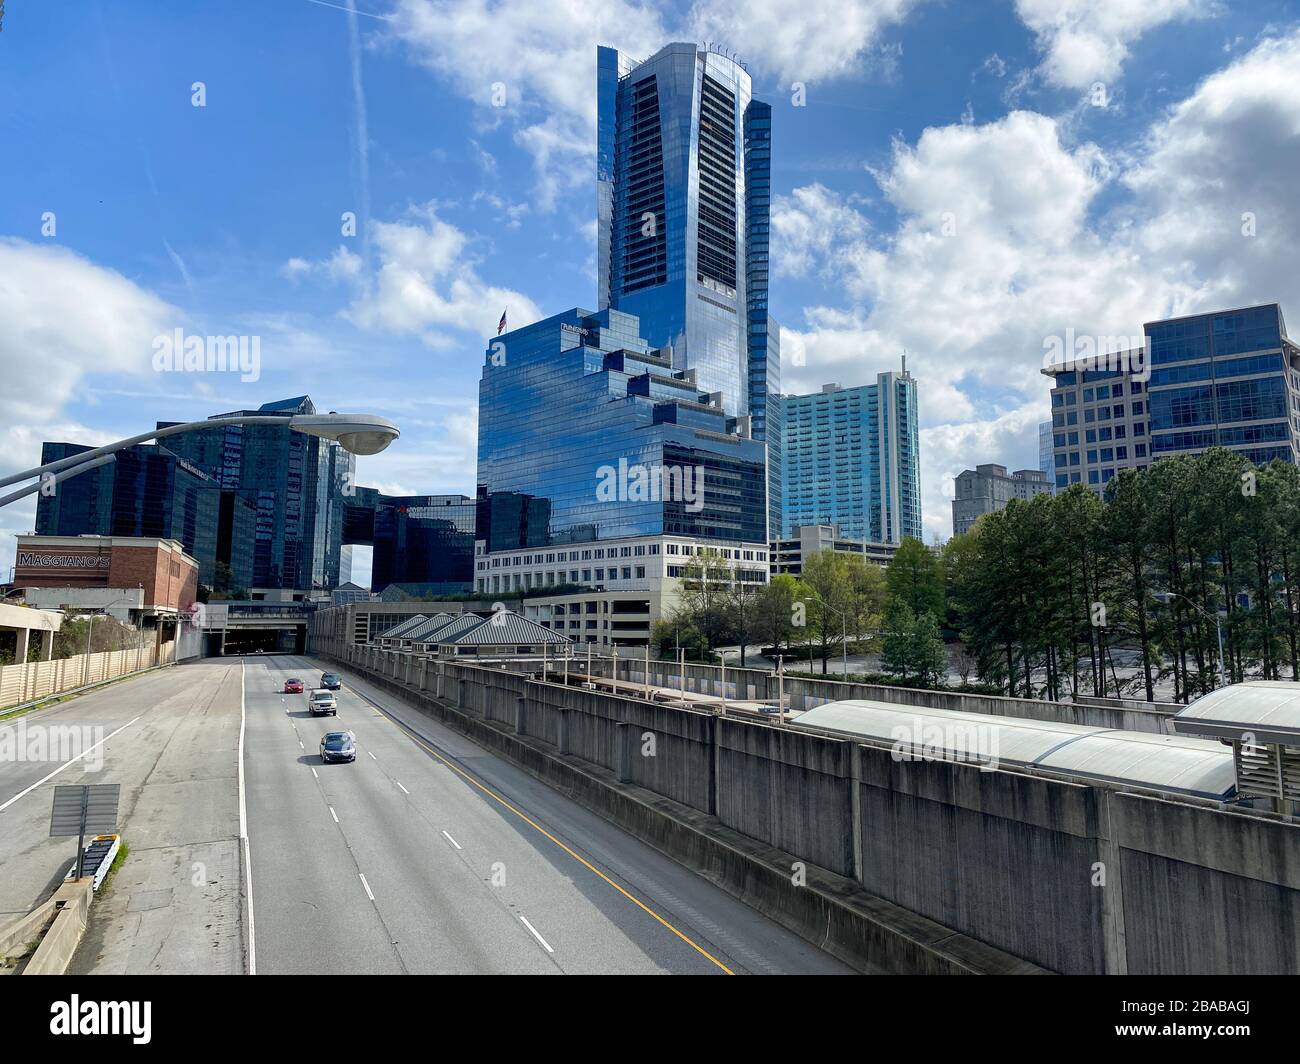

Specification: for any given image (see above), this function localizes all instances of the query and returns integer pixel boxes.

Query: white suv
[308,689,337,716]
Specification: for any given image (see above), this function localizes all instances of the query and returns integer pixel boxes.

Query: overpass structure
[194,601,315,656]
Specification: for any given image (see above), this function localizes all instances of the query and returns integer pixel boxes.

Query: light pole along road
[0,412,400,510]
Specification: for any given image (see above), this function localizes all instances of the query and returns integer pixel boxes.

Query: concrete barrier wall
[1112,793,1300,974]
[857,746,1108,973]
[717,719,855,877]
[330,646,1300,974]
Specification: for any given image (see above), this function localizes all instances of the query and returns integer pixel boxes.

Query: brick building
[14,535,199,625]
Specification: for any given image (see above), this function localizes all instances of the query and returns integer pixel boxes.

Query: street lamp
[0,412,400,509]
[1154,591,1228,690]
[802,589,850,677]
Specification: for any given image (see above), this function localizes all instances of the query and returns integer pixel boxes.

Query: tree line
[947,447,1300,703]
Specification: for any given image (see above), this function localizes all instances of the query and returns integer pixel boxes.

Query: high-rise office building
[779,372,922,543]
[34,441,229,586]
[597,42,781,535]
[161,395,351,591]
[474,307,770,642]
[1038,420,1055,494]
[342,491,476,595]
[1044,304,1299,492]
[951,464,1051,537]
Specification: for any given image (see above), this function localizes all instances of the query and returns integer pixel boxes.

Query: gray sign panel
[49,784,120,837]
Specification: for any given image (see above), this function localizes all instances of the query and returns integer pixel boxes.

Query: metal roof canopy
[444,612,570,645]
[406,612,471,643]
[795,699,1236,801]
[1172,680,1300,746]
[380,614,429,640]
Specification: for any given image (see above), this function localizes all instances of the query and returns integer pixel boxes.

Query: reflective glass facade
[162,395,349,590]
[476,307,767,549]
[780,374,922,543]
[342,491,475,594]
[598,42,780,535]
[35,442,225,585]
[1045,305,1300,491]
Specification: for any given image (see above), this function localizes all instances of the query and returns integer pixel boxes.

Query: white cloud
[772,183,871,277]
[777,29,1300,540]
[386,0,925,207]
[0,239,177,423]
[1014,0,1213,89]
[688,0,922,82]
[342,205,543,345]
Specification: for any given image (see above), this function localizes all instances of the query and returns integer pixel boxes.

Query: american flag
[497,308,507,335]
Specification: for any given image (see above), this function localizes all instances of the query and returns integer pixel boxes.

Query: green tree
[886,536,944,619]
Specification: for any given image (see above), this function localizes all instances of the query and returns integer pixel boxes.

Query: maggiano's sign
[16,552,111,570]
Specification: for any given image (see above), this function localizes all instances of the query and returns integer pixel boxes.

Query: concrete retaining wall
[334,646,1300,974]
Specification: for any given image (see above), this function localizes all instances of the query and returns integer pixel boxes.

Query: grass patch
[97,842,130,895]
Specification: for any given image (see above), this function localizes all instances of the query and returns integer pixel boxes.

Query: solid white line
[0,715,141,814]
[358,873,375,901]
[239,661,257,976]
[441,830,461,850]
[519,915,554,954]
[329,806,339,823]
[367,750,376,761]
[395,781,409,795]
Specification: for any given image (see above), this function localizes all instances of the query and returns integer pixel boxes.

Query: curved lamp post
[0,412,400,510]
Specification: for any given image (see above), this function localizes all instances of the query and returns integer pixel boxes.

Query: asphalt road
[0,662,245,974]
[247,653,851,975]
[1,653,851,973]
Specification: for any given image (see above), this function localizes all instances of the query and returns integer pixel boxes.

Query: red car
[283,678,304,694]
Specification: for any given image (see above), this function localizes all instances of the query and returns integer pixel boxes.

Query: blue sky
[4,0,1300,581]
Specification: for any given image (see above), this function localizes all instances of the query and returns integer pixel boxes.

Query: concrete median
[24,880,93,976]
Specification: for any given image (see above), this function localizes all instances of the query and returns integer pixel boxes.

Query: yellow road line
[358,688,735,975]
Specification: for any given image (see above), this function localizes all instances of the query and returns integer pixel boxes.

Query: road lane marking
[367,750,376,760]
[329,806,339,824]
[0,715,141,813]
[395,781,409,795]
[347,682,735,975]
[358,873,375,901]
[298,740,304,750]
[519,915,554,954]
[441,830,462,850]
[311,767,319,779]
[239,661,257,977]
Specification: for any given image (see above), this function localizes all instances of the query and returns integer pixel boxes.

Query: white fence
[0,640,176,711]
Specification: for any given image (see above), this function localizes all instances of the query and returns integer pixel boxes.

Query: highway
[0,654,851,975]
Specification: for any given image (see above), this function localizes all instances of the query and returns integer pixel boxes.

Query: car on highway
[320,672,342,690]
[284,678,304,694]
[319,730,356,764]
[308,688,338,716]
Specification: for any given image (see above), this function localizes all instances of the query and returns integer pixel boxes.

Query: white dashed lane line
[395,781,409,795]
[441,830,462,850]
[358,873,375,902]
[329,806,339,824]
[519,915,554,954]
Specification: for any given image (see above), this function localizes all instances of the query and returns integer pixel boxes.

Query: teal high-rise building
[780,370,922,543]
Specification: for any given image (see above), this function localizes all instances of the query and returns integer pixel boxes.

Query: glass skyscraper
[476,306,767,549]
[780,371,922,543]
[343,491,476,594]
[162,395,350,591]
[34,441,226,586]
[1045,304,1300,491]
[597,42,781,536]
